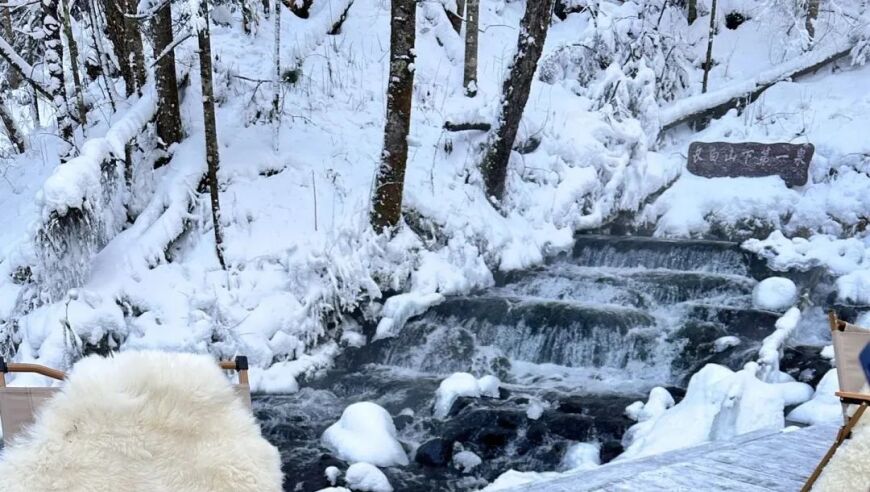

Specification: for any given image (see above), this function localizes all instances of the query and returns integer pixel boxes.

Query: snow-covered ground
[2,0,870,490]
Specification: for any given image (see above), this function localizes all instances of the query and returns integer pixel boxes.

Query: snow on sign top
[686,142,814,187]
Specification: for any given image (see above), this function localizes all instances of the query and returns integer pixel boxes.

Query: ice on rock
[752,277,797,311]
[526,400,545,420]
[452,450,482,473]
[559,442,601,471]
[433,373,501,418]
[322,402,409,467]
[344,463,393,492]
[713,335,741,353]
[325,466,341,486]
[788,369,842,425]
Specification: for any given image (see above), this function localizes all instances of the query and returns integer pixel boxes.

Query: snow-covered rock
[788,369,842,425]
[452,451,482,473]
[433,373,501,418]
[559,442,601,471]
[344,463,393,492]
[752,277,797,311]
[322,402,409,467]
[619,363,812,460]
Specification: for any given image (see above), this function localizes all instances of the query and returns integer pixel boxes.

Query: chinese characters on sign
[687,142,814,187]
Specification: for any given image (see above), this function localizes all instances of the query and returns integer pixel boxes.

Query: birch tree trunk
[42,0,74,145]
[702,0,717,94]
[806,0,820,43]
[196,0,227,269]
[61,0,87,127]
[370,0,416,233]
[687,0,697,25]
[479,0,554,202]
[463,0,478,97]
[0,94,25,153]
[2,6,19,89]
[152,0,182,155]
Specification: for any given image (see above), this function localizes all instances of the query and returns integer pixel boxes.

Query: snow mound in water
[321,402,409,467]
[433,372,501,418]
[619,362,812,460]
[752,277,798,311]
[0,351,283,492]
[453,450,482,473]
[560,442,601,471]
[345,463,393,492]
[788,369,842,425]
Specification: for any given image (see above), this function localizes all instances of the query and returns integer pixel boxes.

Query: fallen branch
[661,43,853,131]
[444,121,491,132]
[0,34,51,100]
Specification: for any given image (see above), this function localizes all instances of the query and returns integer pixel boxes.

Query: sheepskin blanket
[814,400,870,490]
[0,351,283,492]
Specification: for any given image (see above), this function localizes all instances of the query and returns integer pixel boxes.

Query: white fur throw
[814,388,870,491]
[0,351,283,492]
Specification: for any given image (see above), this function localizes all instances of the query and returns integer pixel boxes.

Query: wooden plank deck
[517,424,838,491]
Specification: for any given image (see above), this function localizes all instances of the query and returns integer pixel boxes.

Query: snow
[452,450,482,473]
[481,470,562,492]
[559,442,600,472]
[788,369,842,425]
[713,336,741,353]
[374,292,444,341]
[344,463,393,492]
[321,402,409,467]
[433,372,501,418]
[752,277,797,311]
[325,466,341,485]
[757,307,802,381]
[619,362,813,460]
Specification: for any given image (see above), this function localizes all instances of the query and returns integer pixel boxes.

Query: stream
[253,234,833,491]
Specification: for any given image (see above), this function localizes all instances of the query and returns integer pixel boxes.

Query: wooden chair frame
[0,356,249,386]
[802,313,870,491]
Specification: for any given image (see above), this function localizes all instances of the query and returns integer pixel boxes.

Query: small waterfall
[355,235,776,387]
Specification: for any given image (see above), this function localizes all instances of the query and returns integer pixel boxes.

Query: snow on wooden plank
[514,424,836,491]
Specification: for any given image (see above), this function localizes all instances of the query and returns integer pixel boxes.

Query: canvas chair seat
[0,356,251,446]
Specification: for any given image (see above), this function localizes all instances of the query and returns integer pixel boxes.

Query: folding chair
[802,312,870,491]
[0,355,251,446]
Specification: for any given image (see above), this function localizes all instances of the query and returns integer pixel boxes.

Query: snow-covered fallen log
[661,43,854,131]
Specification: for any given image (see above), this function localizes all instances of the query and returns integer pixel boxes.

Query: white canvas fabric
[0,351,282,492]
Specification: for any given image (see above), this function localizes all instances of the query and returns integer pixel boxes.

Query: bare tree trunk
[687,0,697,25]
[463,0,478,97]
[806,0,820,43]
[370,0,416,233]
[196,0,227,269]
[103,0,133,92]
[447,0,465,34]
[479,0,554,202]
[242,0,253,33]
[152,0,182,156]
[122,0,146,93]
[271,0,281,152]
[702,0,717,93]
[42,0,74,145]
[2,6,19,89]
[86,0,117,111]
[0,94,25,153]
[61,0,87,127]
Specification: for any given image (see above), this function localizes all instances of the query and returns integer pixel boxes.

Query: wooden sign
[687,142,814,187]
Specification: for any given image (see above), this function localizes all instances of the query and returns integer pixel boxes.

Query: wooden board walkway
[517,424,838,491]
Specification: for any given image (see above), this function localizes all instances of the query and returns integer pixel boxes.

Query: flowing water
[254,235,816,491]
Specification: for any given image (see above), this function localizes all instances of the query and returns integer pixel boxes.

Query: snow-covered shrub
[540,0,693,120]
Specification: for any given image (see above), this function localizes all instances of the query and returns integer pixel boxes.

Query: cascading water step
[571,234,766,276]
